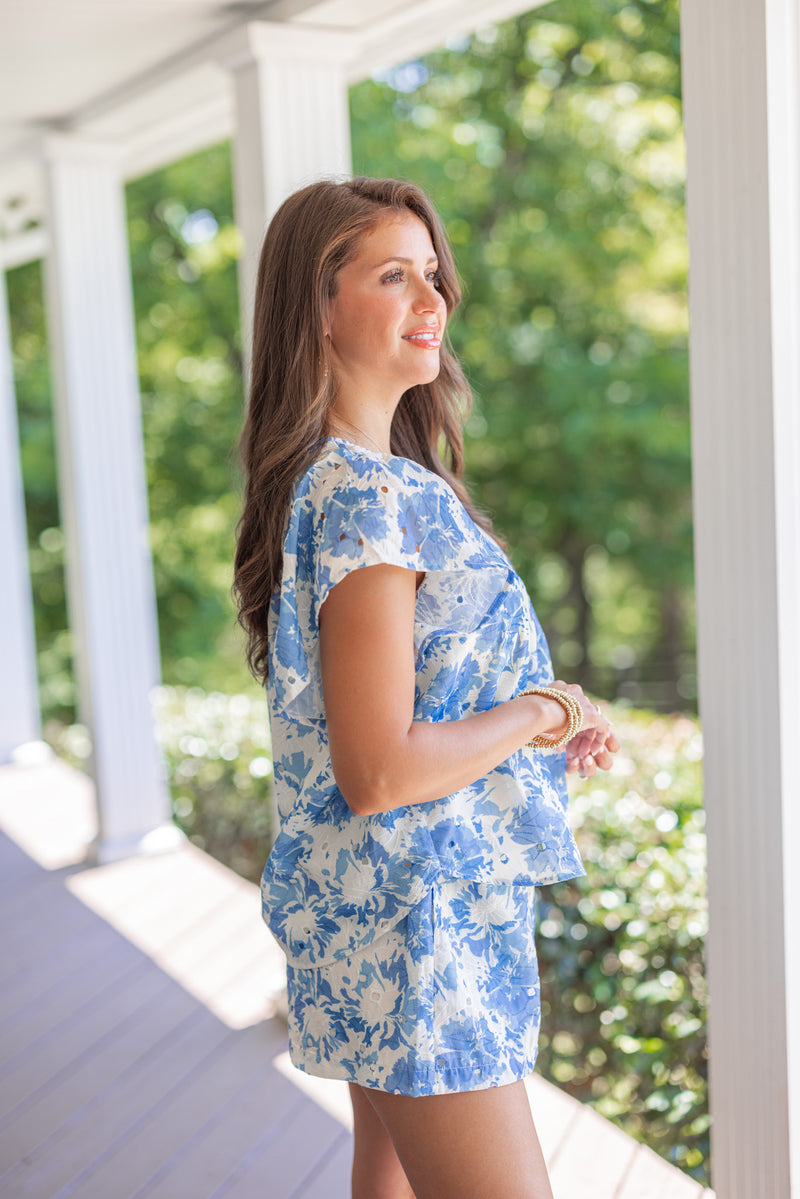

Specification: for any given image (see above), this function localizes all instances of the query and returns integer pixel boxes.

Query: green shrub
[537,703,708,1181]
[150,686,273,882]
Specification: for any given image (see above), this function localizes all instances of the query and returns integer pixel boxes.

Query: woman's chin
[404,361,442,388]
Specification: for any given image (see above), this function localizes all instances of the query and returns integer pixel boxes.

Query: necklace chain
[331,415,389,457]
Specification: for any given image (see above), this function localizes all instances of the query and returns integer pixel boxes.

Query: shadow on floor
[0,829,353,1199]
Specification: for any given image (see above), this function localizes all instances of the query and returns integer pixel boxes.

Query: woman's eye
[381,267,442,286]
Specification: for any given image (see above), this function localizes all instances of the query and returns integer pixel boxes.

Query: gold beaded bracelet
[520,686,583,750]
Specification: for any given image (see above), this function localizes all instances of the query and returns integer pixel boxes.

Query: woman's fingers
[574,725,607,757]
[591,744,614,770]
[603,728,621,754]
[578,753,596,778]
[551,684,620,777]
[567,728,618,775]
[577,742,615,777]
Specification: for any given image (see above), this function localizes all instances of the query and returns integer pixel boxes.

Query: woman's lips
[402,329,442,348]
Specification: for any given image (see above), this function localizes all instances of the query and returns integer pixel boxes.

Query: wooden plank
[0,832,41,893]
[0,949,167,1113]
[296,1131,354,1199]
[0,761,96,871]
[3,1006,233,1197]
[66,851,209,941]
[0,908,124,1019]
[66,845,284,1029]
[211,1093,347,1199]
[272,1052,353,1130]
[548,1103,640,1199]
[143,885,262,977]
[201,913,286,1027]
[616,1143,705,1199]
[526,1074,583,1168]
[0,986,205,1178]
[65,844,252,930]
[126,1030,310,1199]
[0,875,97,978]
[0,958,168,1150]
[68,848,260,985]
[176,923,273,1029]
[39,1025,290,1199]
[0,934,134,1060]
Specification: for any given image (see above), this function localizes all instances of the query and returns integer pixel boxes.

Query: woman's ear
[321,295,332,341]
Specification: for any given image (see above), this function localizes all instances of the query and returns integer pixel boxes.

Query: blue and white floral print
[286,878,542,1096]
[261,436,585,974]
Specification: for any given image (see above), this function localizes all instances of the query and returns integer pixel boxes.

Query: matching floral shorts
[285,878,541,1096]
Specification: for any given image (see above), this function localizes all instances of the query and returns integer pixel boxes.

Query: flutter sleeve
[310,458,484,621]
[268,451,510,723]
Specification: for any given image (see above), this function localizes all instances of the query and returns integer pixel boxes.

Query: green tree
[351,0,692,709]
[10,144,261,725]
[11,0,693,724]
[7,260,71,718]
[125,143,255,697]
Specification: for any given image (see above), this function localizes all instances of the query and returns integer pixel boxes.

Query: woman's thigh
[356,1078,553,1199]
[349,1082,416,1199]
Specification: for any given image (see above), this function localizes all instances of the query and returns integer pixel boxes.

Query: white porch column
[681,1,800,1196]
[0,267,41,759]
[218,22,355,365]
[219,23,355,849]
[42,136,179,862]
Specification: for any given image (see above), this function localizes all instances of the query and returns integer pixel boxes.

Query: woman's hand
[548,681,620,779]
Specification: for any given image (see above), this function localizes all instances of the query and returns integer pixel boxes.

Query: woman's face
[325,211,448,404]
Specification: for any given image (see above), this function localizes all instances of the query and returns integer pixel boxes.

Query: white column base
[88,821,187,866]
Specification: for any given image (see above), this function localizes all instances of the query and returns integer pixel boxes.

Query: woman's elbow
[331,760,397,816]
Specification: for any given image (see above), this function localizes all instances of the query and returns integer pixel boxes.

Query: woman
[234,176,619,1199]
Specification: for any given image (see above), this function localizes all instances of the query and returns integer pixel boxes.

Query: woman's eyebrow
[372,255,439,269]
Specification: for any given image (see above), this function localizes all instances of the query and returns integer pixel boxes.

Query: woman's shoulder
[284,436,510,573]
[293,436,454,507]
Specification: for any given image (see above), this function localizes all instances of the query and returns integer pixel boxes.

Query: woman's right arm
[318,561,614,817]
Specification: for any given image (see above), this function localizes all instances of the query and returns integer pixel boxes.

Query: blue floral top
[261,436,585,969]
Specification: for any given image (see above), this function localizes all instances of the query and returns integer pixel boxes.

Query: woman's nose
[413,279,445,314]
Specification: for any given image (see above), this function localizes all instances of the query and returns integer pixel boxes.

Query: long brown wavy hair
[234,175,505,683]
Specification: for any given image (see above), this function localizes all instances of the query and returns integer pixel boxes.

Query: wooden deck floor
[0,759,713,1199]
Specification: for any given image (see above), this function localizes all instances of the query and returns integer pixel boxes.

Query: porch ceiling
[0,0,543,242]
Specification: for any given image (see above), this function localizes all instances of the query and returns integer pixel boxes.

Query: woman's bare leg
[355,1079,554,1199]
[349,1082,416,1199]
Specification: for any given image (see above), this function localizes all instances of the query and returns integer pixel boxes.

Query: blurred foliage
[9,0,692,726]
[126,146,252,696]
[538,703,708,1179]
[46,692,709,1182]
[351,0,693,710]
[5,260,74,718]
[8,145,260,725]
[151,685,273,882]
